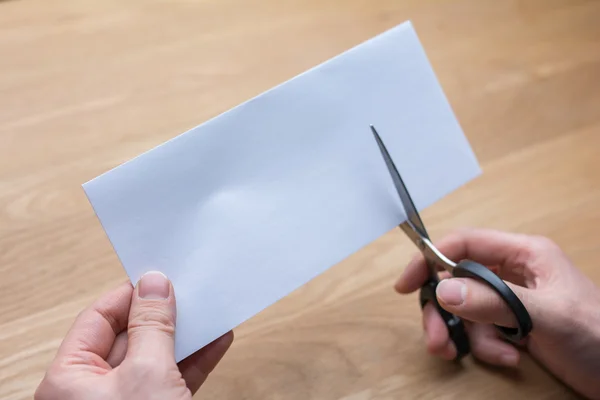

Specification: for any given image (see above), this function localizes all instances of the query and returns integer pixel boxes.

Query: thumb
[435,277,533,328]
[126,271,177,363]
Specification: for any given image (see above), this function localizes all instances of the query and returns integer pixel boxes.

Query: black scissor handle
[452,260,533,342]
[419,277,470,361]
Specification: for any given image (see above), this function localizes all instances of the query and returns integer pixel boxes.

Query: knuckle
[453,226,474,235]
[436,228,471,253]
[530,235,560,253]
[73,308,89,326]
[445,227,472,242]
[129,304,175,336]
[91,304,121,334]
[512,235,563,275]
[519,240,541,261]
[509,236,550,271]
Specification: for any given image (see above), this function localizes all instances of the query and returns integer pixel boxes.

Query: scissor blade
[370,125,429,239]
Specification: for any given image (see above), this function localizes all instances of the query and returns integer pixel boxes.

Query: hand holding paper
[83,20,480,362]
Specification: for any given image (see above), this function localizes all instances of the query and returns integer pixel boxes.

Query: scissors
[369,124,533,361]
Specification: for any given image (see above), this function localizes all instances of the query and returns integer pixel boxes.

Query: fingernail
[437,279,466,306]
[138,271,170,299]
[500,353,518,367]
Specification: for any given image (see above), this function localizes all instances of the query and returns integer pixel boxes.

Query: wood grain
[1,0,599,399]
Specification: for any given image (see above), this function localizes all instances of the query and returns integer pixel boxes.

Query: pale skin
[34,272,234,400]
[395,228,600,400]
[35,228,600,399]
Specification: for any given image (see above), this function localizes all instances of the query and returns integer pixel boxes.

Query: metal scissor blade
[370,125,430,239]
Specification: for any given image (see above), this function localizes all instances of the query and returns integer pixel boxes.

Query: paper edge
[81,20,416,189]
[79,19,484,360]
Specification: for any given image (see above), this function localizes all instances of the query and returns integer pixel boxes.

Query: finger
[179,331,234,395]
[125,271,177,363]
[438,271,451,281]
[467,323,520,368]
[436,227,531,264]
[438,340,457,361]
[436,277,532,327]
[55,281,132,367]
[394,227,533,294]
[422,302,456,361]
[106,331,128,368]
[395,252,442,294]
[431,228,544,285]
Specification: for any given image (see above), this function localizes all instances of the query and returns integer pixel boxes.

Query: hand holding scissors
[370,125,533,361]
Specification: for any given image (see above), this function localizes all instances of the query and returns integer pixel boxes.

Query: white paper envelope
[83,21,481,362]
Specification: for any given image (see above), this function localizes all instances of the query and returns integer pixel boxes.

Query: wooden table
[1,1,599,399]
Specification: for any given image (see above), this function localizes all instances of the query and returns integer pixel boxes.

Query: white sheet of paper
[83,20,480,362]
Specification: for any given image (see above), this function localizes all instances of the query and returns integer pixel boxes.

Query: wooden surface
[1,0,599,399]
